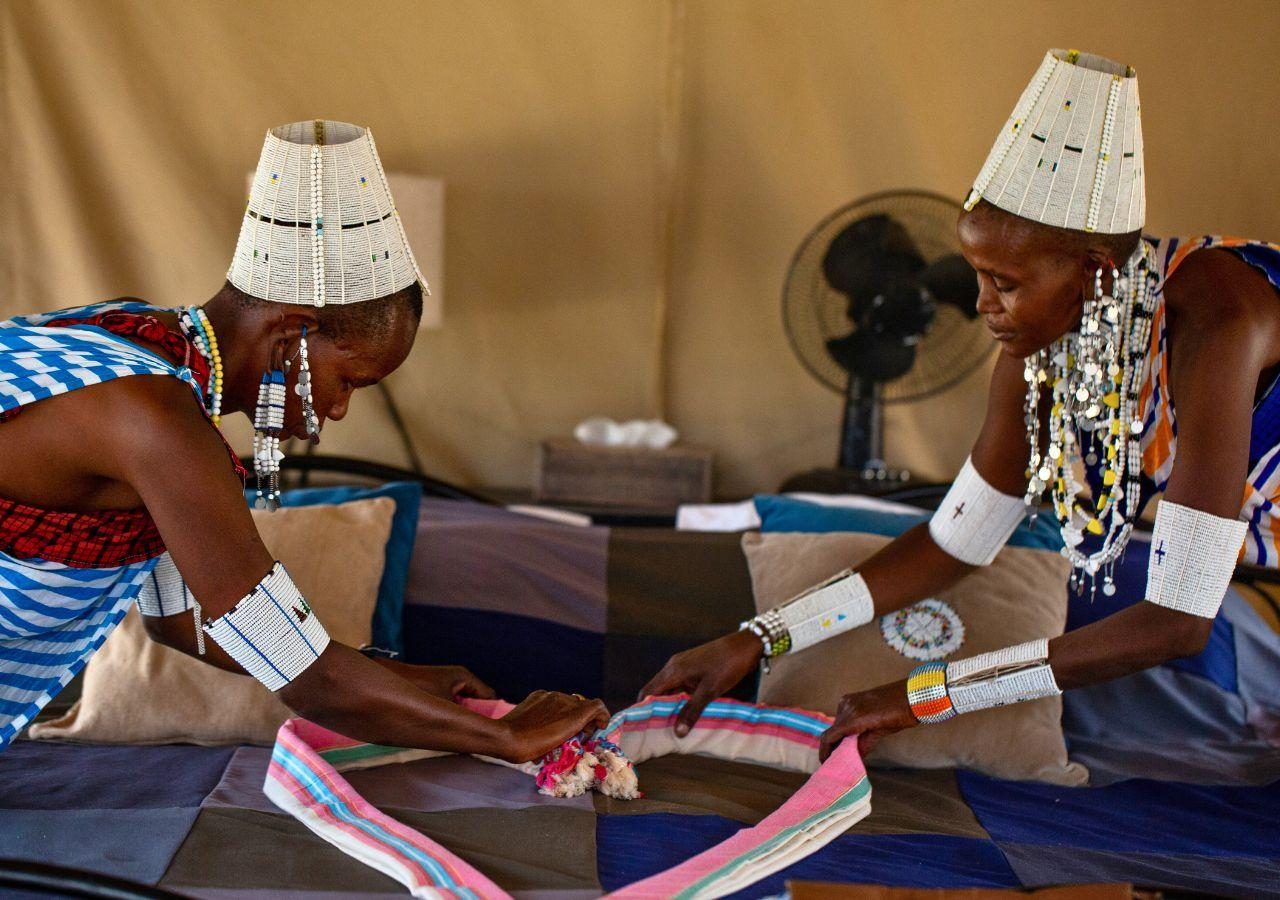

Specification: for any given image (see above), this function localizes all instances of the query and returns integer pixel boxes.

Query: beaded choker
[1022,242,1157,595]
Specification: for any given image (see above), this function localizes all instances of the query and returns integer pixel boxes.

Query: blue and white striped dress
[0,301,201,749]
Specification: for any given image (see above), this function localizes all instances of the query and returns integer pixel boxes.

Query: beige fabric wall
[3,0,1278,496]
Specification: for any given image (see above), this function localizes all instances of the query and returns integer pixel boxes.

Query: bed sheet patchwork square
[3,736,1278,897]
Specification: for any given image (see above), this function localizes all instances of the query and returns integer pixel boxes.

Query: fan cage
[782,189,994,405]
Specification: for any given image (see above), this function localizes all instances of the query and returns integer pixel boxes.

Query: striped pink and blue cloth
[265,694,872,900]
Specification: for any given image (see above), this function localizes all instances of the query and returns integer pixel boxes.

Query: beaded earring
[296,326,320,440]
[1023,243,1157,597]
[253,366,286,510]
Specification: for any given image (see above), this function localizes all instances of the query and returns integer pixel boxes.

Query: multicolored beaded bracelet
[906,661,957,724]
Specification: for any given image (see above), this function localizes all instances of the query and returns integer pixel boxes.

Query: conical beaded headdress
[228,119,429,306]
[964,49,1145,234]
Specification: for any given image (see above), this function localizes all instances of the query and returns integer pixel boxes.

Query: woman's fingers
[858,729,885,757]
[638,664,683,702]
[818,720,855,763]
[453,667,497,699]
[583,698,612,733]
[674,682,718,737]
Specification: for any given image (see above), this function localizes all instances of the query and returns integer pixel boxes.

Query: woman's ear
[266,310,320,369]
[1081,248,1115,298]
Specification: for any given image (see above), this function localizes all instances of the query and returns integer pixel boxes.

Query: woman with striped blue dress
[0,119,608,759]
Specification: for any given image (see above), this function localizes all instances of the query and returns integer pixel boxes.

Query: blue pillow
[753,494,1065,552]
[246,482,422,654]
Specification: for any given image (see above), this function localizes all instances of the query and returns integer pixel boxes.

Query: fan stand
[779,379,912,496]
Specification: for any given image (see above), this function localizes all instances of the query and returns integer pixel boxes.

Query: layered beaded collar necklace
[1023,241,1157,595]
[177,306,224,427]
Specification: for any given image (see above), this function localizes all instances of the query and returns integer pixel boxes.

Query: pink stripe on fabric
[267,758,445,892]
[618,717,822,748]
[607,740,866,898]
[289,717,365,752]
[272,722,508,899]
[278,727,485,889]
[265,694,869,900]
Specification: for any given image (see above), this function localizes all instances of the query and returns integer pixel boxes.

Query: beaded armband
[740,609,790,673]
[906,662,957,724]
[945,639,1060,715]
[908,639,1061,725]
[203,562,330,691]
[1145,500,1247,619]
[742,570,874,673]
[928,457,1026,566]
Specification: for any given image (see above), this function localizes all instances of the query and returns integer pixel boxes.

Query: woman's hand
[638,630,764,736]
[818,680,917,762]
[372,659,497,703]
[492,690,612,764]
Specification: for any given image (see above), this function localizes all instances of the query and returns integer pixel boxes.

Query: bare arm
[641,352,1033,731]
[818,251,1280,759]
[99,378,606,761]
[1047,251,1276,687]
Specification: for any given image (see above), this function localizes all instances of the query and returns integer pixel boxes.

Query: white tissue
[574,417,678,449]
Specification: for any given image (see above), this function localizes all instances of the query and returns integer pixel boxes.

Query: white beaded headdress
[964,49,1145,234]
[228,120,429,306]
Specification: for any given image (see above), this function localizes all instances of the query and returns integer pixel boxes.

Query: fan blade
[822,214,925,322]
[919,254,980,319]
[868,281,935,339]
[827,330,917,382]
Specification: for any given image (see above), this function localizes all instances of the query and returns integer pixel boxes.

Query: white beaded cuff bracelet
[136,552,195,618]
[1145,500,1247,619]
[929,457,1026,567]
[944,638,1060,715]
[203,562,330,691]
[777,569,875,652]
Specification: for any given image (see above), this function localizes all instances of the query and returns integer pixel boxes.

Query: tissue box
[535,439,713,509]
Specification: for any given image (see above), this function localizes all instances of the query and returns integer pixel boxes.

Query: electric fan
[780,189,993,493]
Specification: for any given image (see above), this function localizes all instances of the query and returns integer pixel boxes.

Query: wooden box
[535,439,713,509]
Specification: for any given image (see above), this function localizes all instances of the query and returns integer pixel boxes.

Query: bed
[3,469,1279,899]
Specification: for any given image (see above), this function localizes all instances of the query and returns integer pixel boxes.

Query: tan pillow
[744,531,1087,785]
[30,497,395,746]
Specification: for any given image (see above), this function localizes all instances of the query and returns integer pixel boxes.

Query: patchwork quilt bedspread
[4,726,1279,898]
[4,500,1279,897]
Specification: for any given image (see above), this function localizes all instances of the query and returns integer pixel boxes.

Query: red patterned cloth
[0,499,167,568]
[0,310,247,568]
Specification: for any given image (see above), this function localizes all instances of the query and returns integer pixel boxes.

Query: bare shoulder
[1165,249,1279,331]
[91,375,225,473]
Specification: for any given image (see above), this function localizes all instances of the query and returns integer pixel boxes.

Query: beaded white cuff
[945,638,1060,715]
[776,570,875,652]
[136,553,195,617]
[1145,500,1247,619]
[203,562,330,691]
[928,457,1026,566]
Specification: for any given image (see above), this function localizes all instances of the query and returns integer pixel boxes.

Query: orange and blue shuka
[1138,236,1280,566]
[0,302,224,749]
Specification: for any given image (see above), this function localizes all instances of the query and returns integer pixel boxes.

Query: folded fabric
[266,694,870,900]
[254,481,422,654]
[754,494,1065,553]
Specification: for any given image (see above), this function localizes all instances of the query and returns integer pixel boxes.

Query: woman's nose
[328,393,350,423]
[975,285,1002,316]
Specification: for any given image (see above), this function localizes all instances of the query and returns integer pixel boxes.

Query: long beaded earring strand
[296,326,320,440]
[253,365,286,511]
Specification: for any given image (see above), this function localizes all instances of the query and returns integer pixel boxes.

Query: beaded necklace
[1023,242,1157,595]
[178,306,224,427]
